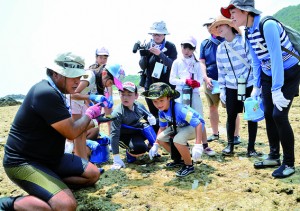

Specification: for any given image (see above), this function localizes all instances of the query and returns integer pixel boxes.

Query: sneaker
[204,147,216,156]
[166,160,184,168]
[272,164,295,178]
[175,165,195,177]
[126,151,137,163]
[254,157,281,169]
[98,168,105,174]
[0,196,21,210]
[207,133,219,142]
[246,150,262,157]
[233,136,241,145]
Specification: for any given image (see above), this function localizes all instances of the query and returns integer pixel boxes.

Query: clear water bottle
[182,84,192,106]
[237,77,246,101]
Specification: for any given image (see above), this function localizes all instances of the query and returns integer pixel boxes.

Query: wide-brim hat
[148,21,170,35]
[141,82,180,100]
[105,64,125,91]
[208,15,242,37]
[202,18,216,27]
[221,0,262,18]
[47,52,86,78]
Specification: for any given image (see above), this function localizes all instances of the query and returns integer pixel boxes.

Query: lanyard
[46,76,71,114]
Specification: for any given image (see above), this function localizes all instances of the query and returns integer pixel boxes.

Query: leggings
[261,64,300,165]
[225,86,258,151]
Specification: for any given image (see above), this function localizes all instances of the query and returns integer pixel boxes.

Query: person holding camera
[137,21,178,121]
[210,15,259,156]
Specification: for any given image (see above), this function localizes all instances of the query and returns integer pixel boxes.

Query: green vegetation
[274,4,300,31]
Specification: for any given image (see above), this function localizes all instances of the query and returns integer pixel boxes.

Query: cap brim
[221,4,235,18]
[114,78,123,91]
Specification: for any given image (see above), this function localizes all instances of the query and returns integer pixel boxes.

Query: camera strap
[224,44,251,86]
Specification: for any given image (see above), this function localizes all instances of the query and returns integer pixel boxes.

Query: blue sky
[0,0,299,97]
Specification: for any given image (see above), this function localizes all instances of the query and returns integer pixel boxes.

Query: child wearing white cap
[169,36,215,157]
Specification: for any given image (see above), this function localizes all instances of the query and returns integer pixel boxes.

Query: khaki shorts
[204,82,220,107]
[157,126,195,145]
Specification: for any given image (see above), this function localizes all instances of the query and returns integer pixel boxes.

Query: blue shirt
[158,101,205,128]
[199,35,224,80]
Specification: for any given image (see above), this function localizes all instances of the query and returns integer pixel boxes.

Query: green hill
[273,4,300,31]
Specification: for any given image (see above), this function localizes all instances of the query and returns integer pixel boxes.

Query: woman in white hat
[138,21,178,124]
[209,15,259,157]
[221,0,300,178]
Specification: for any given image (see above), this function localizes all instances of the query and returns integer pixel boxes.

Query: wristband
[92,119,98,128]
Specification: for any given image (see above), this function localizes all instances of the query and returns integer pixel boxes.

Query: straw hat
[208,15,241,36]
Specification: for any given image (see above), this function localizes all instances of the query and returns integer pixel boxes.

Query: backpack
[259,16,300,60]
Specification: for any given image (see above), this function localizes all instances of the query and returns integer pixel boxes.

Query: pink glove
[186,79,200,88]
[85,103,102,119]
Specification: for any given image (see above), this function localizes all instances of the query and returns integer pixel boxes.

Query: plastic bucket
[89,136,110,164]
[243,97,264,122]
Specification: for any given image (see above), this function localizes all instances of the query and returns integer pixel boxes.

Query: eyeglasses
[152,34,164,37]
[56,61,84,69]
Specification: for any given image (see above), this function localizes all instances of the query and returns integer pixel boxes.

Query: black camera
[132,41,149,56]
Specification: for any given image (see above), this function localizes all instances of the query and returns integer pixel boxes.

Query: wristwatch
[92,119,98,128]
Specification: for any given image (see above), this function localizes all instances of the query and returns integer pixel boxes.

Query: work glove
[107,96,114,109]
[192,144,203,161]
[86,139,100,151]
[220,88,226,105]
[250,87,261,100]
[85,103,102,119]
[111,154,126,170]
[147,114,156,125]
[149,143,159,160]
[95,114,116,124]
[89,94,108,107]
[186,79,200,89]
[272,89,290,111]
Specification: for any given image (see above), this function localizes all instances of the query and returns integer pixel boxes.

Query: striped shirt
[246,15,299,91]
[216,34,254,90]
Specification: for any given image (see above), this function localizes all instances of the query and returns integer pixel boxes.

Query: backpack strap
[259,16,300,60]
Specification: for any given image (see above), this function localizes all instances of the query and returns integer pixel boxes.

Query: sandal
[254,158,281,169]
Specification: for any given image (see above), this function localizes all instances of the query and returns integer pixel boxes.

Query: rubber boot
[126,151,137,163]
[222,141,234,156]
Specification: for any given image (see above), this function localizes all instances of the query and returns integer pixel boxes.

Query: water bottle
[182,84,192,106]
[237,76,246,101]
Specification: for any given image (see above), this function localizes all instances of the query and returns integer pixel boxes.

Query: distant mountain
[5,94,26,100]
[273,4,300,31]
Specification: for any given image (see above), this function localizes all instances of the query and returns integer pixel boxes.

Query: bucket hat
[221,0,262,18]
[202,18,216,27]
[121,81,137,93]
[181,36,197,48]
[105,64,125,90]
[96,47,109,56]
[141,82,180,100]
[148,21,170,35]
[47,52,86,78]
[208,15,242,36]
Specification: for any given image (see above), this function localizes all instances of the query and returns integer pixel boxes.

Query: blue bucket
[89,135,110,164]
[243,97,264,122]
